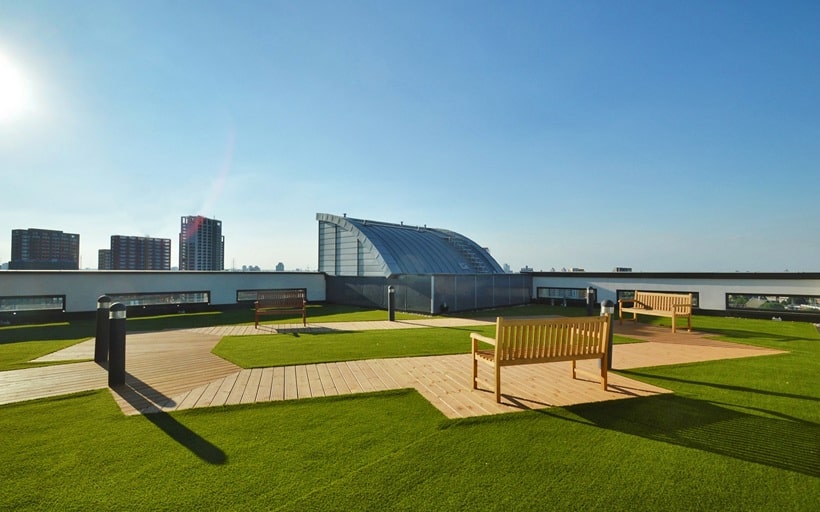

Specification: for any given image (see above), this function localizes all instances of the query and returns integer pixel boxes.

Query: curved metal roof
[317,213,504,276]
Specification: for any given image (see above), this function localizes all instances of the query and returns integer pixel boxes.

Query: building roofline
[529,271,820,280]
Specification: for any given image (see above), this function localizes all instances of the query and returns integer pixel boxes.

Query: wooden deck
[1,318,785,419]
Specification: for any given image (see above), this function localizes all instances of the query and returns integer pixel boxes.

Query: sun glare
[0,49,32,123]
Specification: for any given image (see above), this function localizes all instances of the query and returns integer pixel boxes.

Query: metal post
[586,287,595,315]
[387,285,395,321]
[601,300,615,370]
[94,295,111,364]
[108,302,127,387]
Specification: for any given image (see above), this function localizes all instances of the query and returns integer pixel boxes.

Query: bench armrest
[470,333,496,347]
[618,299,634,307]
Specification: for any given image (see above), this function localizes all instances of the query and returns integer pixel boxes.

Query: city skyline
[2,1,819,272]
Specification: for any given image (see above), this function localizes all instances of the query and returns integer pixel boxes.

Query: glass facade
[179,216,224,271]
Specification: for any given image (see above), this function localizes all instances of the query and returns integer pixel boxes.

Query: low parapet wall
[0,270,326,317]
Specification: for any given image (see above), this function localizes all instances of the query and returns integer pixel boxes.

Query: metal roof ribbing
[317,213,503,276]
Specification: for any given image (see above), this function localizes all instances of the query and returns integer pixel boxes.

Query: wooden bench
[471,315,610,403]
[254,289,307,328]
[619,291,692,333]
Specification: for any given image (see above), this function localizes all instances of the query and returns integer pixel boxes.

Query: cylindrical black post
[586,287,595,315]
[108,302,127,387]
[387,285,396,322]
[94,295,111,364]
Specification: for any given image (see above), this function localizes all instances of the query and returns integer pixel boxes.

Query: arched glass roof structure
[317,213,504,277]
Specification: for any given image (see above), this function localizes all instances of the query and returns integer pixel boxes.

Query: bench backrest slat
[495,316,608,362]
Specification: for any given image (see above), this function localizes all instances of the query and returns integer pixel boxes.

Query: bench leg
[571,359,576,380]
[471,355,478,390]
[600,356,608,390]
[494,365,501,403]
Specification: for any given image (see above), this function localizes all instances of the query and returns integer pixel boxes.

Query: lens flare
[199,127,235,215]
[0,49,31,123]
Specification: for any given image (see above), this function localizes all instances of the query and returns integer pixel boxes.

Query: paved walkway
[0,318,785,418]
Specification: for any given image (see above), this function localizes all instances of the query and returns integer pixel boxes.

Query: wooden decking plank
[404,357,472,418]
[337,361,365,394]
[256,367,275,402]
[225,369,252,405]
[345,360,382,393]
[271,366,286,401]
[315,363,338,396]
[365,358,405,389]
[294,365,312,399]
[357,360,394,392]
[241,368,264,404]
[386,356,460,416]
[211,372,240,407]
[434,355,503,417]
[172,385,207,411]
[326,363,352,395]
[415,357,480,418]
[193,379,227,409]
[305,364,325,398]
[283,366,298,400]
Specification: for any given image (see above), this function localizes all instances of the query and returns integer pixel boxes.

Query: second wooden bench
[619,290,692,333]
[254,289,307,328]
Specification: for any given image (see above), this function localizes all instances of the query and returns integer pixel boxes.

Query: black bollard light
[586,287,595,315]
[108,302,127,387]
[387,285,396,322]
[94,295,112,364]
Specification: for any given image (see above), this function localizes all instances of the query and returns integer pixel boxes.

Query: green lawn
[214,325,499,367]
[0,321,96,371]
[1,311,818,510]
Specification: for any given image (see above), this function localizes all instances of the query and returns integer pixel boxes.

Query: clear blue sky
[1,1,818,272]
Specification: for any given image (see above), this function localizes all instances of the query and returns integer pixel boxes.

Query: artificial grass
[0,322,95,371]
[213,325,499,368]
[1,315,818,510]
[0,388,446,511]
[1,366,817,510]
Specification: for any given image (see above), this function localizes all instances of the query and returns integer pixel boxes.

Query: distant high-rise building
[179,216,224,271]
[10,228,80,270]
[108,235,171,270]
[98,249,112,270]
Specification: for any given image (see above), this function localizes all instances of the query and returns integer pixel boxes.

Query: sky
[1,1,818,272]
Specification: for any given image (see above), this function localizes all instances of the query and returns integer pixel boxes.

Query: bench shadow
[499,379,658,411]
[620,370,819,403]
[256,324,335,335]
[565,394,819,477]
[111,373,227,465]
